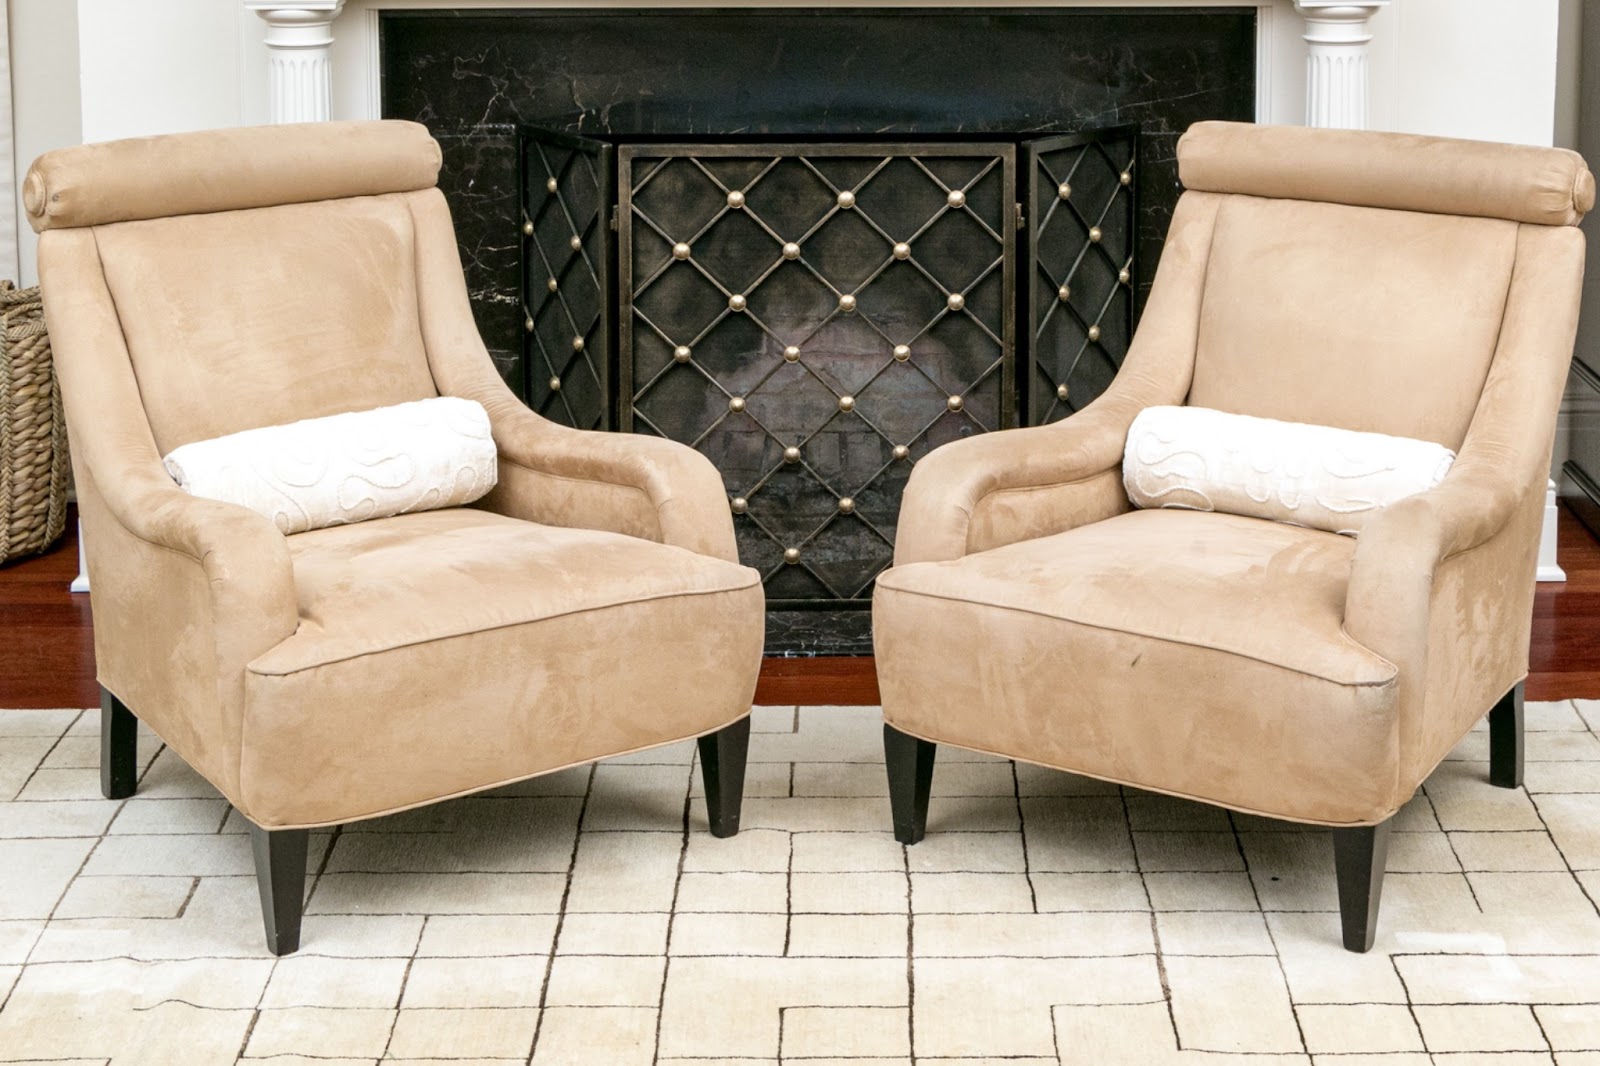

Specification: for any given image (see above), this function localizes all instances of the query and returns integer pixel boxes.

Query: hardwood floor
[6,505,1600,707]
[0,509,93,708]
[1530,502,1600,699]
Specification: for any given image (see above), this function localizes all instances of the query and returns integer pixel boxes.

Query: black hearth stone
[381,6,1257,394]
[767,609,874,657]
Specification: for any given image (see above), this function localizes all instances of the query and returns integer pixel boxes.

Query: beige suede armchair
[873,122,1590,952]
[29,121,765,955]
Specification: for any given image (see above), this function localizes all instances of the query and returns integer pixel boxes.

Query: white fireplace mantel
[311,1,1292,129]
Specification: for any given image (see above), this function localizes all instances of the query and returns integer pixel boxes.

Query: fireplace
[379,7,1257,652]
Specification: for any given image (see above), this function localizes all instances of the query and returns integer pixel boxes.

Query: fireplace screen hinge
[1015,202,1025,231]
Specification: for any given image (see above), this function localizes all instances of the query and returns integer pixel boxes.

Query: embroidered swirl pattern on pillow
[1122,405,1455,536]
[163,396,498,534]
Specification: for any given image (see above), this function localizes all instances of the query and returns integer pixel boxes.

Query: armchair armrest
[94,462,301,661]
[893,400,1139,565]
[893,192,1226,565]
[404,187,738,562]
[1345,222,1584,664]
[475,390,739,562]
[1345,464,1520,630]
[109,462,296,598]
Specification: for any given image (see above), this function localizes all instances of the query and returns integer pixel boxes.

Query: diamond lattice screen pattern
[621,146,1016,604]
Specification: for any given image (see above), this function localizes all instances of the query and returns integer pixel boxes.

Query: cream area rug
[0,702,1598,1064]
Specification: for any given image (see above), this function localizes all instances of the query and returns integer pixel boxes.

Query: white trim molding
[1293,1,1387,129]
[246,1,347,124]
[1540,480,1566,583]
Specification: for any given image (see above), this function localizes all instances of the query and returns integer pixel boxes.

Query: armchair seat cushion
[253,507,755,675]
[239,508,763,827]
[874,508,1404,824]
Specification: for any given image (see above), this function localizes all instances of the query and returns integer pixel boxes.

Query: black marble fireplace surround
[380,7,1256,653]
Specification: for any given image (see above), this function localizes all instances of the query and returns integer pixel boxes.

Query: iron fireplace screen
[622,143,1015,606]
[519,128,1136,617]
[522,130,615,430]
[1025,130,1138,426]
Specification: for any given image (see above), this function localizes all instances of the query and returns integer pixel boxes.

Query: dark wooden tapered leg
[1489,681,1525,789]
[1331,818,1392,953]
[698,715,752,838]
[884,724,936,845]
[250,823,309,956]
[99,687,138,801]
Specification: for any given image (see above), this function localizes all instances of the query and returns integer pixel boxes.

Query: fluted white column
[246,1,347,124]
[1294,2,1388,130]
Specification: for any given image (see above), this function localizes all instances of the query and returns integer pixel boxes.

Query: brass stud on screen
[569,235,582,252]
[838,497,855,515]
[782,242,801,260]
[837,190,857,209]
[727,190,746,209]
[893,344,911,361]
[946,189,967,209]
[893,242,911,260]
[1121,171,1133,186]
[838,395,855,413]
[783,445,801,463]
[1058,284,1071,302]
[572,336,585,352]
[729,396,746,413]
[1088,324,1101,343]
[784,546,801,564]
[1058,181,1072,200]
[547,278,559,293]
[546,177,558,194]
[674,345,692,364]
[524,316,535,333]
[673,242,692,261]
[892,444,910,461]
[947,395,964,412]
[730,497,748,515]
[729,294,748,312]
[1057,383,1071,401]
[1119,268,1132,286]
[947,293,965,312]
[784,346,801,362]
[1089,226,1103,243]
[521,219,534,237]
[549,376,561,392]
[838,294,857,313]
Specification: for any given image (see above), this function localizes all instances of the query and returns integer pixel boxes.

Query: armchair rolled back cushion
[27,122,445,453]
[1176,122,1592,452]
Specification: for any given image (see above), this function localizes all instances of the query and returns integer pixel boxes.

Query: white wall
[9,0,82,287]
[1369,0,1562,147]
[75,0,245,143]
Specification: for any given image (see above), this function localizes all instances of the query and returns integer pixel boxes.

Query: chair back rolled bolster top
[23,120,442,232]
[1178,121,1594,227]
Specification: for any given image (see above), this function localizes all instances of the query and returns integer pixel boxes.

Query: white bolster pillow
[1123,405,1455,536]
[163,396,498,535]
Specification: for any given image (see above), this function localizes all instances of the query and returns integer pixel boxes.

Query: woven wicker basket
[0,281,69,563]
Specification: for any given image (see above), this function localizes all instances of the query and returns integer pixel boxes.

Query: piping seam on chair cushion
[873,580,1397,688]
[248,574,761,677]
